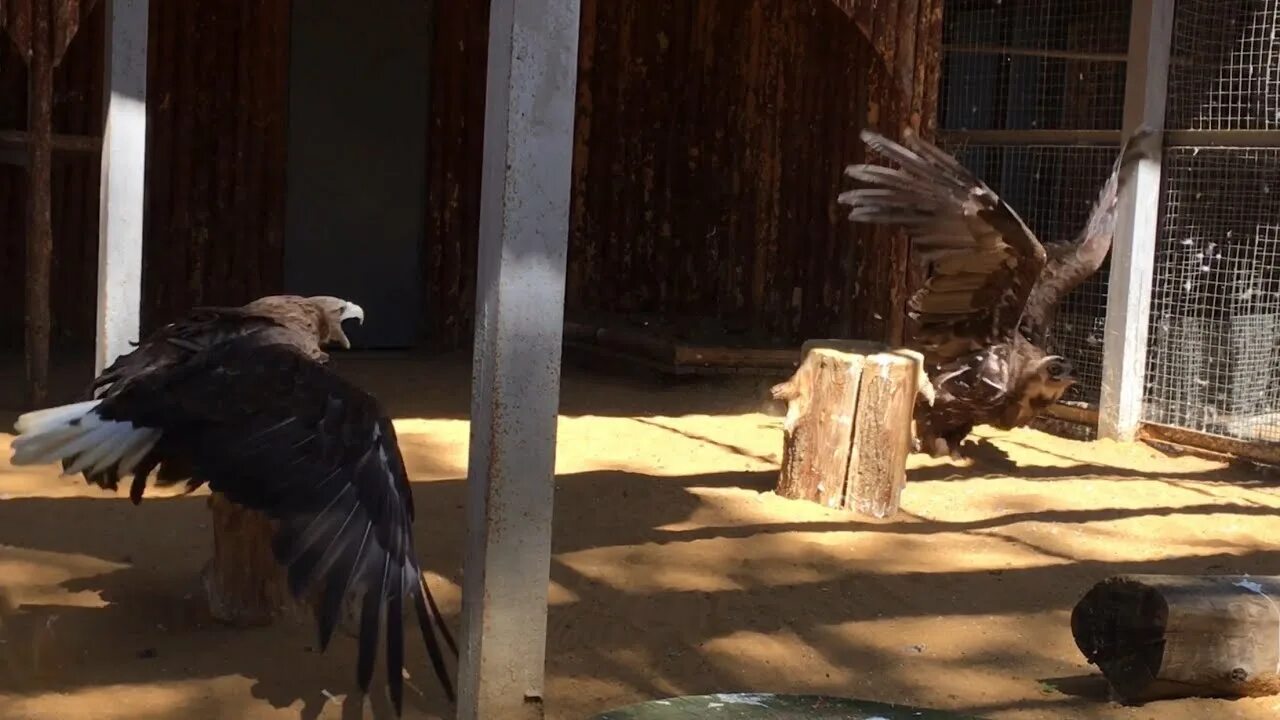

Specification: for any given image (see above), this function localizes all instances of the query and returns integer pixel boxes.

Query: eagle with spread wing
[9,295,455,714]
[837,127,1154,458]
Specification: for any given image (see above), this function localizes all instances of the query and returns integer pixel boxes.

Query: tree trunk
[771,340,931,517]
[1071,574,1280,703]
[25,0,54,409]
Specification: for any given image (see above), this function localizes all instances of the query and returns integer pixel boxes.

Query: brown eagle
[837,127,1154,458]
[9,295,455,714]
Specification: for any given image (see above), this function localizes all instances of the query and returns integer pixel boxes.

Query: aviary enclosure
[939,0,1280,461]
[2,0,1280,719]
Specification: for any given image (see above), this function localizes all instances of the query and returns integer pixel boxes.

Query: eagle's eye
[1046,360,1072,379]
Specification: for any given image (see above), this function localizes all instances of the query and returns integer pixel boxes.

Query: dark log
[1072,574,1280,703]
[201,492,308,627]
[772,340,930,517]
[201,493,377,637]
[672,345,799,370]
[24,0,53,409]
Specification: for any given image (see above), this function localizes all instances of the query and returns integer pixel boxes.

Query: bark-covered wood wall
[141,0,291,330]
[0,0,102,349]
[0,0,290,349]
[426,0,942,349]
[0,0,941,353]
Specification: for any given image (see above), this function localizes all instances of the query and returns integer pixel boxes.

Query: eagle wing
[91,306,317,399]
[1019,126,1158,345]
[838,129,1048,363]
[12,337,455,714]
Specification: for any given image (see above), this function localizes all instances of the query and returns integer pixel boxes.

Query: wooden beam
[942,45,1128,63]
[95,0,148,376]
[458,0,581,718]
[25,0,55,408]
[937,129,1124,147]
[1163,129,1280,148]
[0,129,103,155]
[1098,0,1173,442]
[1138,423,1280,468]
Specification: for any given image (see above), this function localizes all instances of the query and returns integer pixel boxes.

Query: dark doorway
[283,0,432,348]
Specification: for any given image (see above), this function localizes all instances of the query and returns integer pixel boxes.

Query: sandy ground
[1,352,1279,720]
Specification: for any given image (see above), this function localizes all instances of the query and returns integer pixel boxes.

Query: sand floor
[1,352,1278,719]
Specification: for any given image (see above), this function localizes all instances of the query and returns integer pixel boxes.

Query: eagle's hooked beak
[1044,355,1073,381]
[330,302,363,349]
[340,302,365,326]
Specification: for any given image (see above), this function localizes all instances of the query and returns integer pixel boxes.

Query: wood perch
[202,493,310,627]
[1071,574,1280,703]
[771,340,933,518]
[203,492,386,635]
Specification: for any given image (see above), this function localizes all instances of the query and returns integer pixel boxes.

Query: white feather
[63,423,136,475]
[9,400,163,478]
[118,430,162,475]
[14,399,102,435]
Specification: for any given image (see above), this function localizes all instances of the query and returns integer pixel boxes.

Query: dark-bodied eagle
[9,295,455,714]
[837,127,1154,458]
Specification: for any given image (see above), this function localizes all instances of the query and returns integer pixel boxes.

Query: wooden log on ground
[1071,574,1280,703]
[771,340,932,518]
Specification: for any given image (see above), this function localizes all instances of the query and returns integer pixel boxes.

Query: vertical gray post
[96,0,149,375]
[1098,0,1173,442]
[459,1,581,719]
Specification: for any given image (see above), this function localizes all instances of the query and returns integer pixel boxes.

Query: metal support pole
[458,0,582,718]
[1098,0,1173,442]
[96,0,149,375]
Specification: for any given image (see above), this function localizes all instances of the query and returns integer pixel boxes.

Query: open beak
[340,302,365,326]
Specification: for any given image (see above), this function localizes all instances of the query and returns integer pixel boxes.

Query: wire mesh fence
[1142,0,1280,445]
[1145,148,1280,442]
[938,0,1131,404]
[1166,0,1280,131]
[940,0,1129,131]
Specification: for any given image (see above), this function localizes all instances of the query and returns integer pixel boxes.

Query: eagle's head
[305,295,365,349]
[1032,354,1076,396]
[997,354,1078,430]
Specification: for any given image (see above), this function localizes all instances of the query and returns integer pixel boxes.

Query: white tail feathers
[10,400,162,478]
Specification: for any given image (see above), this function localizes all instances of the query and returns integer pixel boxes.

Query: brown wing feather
[72,299,330,487]
[838,129,1047,362]
[1020,126,1159,345]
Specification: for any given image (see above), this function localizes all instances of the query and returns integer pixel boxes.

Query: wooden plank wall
[424,0,490,350]
[425,0,942,349]
[141,0,291,329]
[1,0,941,353]
[0,0,290,349]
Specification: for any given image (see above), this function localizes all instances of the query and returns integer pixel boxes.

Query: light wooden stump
[1072,574,1280,703]
[771,340,933,518]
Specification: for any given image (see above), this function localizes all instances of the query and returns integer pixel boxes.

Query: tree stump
[202,492,310,627]
[1071,574,1280,703]
[771,340,933,518]
[203,492,377,637]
